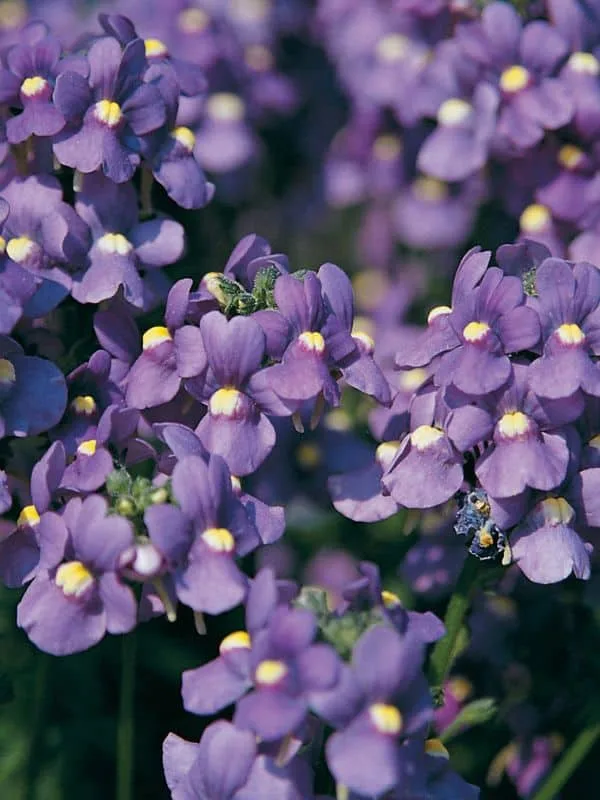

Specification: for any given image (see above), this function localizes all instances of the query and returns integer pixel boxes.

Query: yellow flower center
[17,505,40,527]
[425,738,450,759]
[6,235,35,263]
[255,659,288,685]
[178,7,209,33]
[229,0,270,21]
[568,51,600,75]
[437,97,472,126]
[94,99,123,128]
[0,358,16,384]
[55,561,94,597]
[539,496,574,526]
[413,176,448,202]
[375,33,409,62]
[219,630,251,654]
[352,330,375,353]
[202,527,235,552]
[381,589,401,608]
[142,326,172,350]
[97,232,133,256]
[375,441,400,469]
[499,65,530,93]
[0,0,26,30]
[369,703,403,734]
[448,676,473,702]
[209,387,245,417]
[171,126,196,152]
[558,144,584,170]
[589,434,600,450]
[497,411,530,438]
[556,323,585,345]
[71,395,96,415]
[144,38,168,58]
[206,93,245,122]
[373,134,402,161]
[399,368,427,391]
[298,331,326,353]
[411,425,444,450]
[0,235,5,253]
[519,203,550,233]
[427,305,452,324]
[247,43,274,71]
[463,320,490,343]
[296,442,322,469]
[20,75,48,97]
[77,439,97,456]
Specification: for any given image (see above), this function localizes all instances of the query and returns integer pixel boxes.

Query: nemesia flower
[455,2,573,155]
[0,335,66,439]
[325,624,432,797]
[144,454,257,615]
[256,271,357,414]
[192,311,289,476]
[527,258,600,399]
[53,35,166,182]
[0,441,66,587]
[509,466,600,583]
[17,494,136,655]
[125,279,207,409]
[0,30,87,143]
[71,171,184,307]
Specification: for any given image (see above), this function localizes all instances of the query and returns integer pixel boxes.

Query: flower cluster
[332,243,600,586]
[2,3,600,799]
[317,0,600,271]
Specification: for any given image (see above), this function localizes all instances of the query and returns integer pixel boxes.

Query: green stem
[428,556,480,691]
[24,652,49,800]
[116,634,137,800]
[530,723,600,800]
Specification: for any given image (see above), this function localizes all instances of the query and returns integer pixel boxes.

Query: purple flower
[382,386,470,509]
[0,441,66,587]
[527,258,600,399]
[144,454,257,615]
[432,267,540,397]
[455,2,573,155]
[0,175,90,314]
[192,311,289,476]
[233,607,340,741]
[418,62,499,182]
[256,272,357,414]
[318,262,391,405]
[324,625,432,798]
[72,171,184,307]
[126,279,207,409]
[59,404,141,494]
[53,36,166,182]
[473,363,575,500]
[17,494,136,655]
[328,440,400,522]
[0,335,66,439]
[509,467,600,583]
[193,92,259,174]
[163,721,256,800]
[163,722,314,800]
[0,32,87,143]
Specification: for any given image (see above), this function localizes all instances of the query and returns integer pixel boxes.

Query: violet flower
[53,35,166,182]
[192,311,290,476]
[0,335,66,439]
[72,171,184,308]
[527,258,600,399]
[125,279,207,409]
[17,494,136,655]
